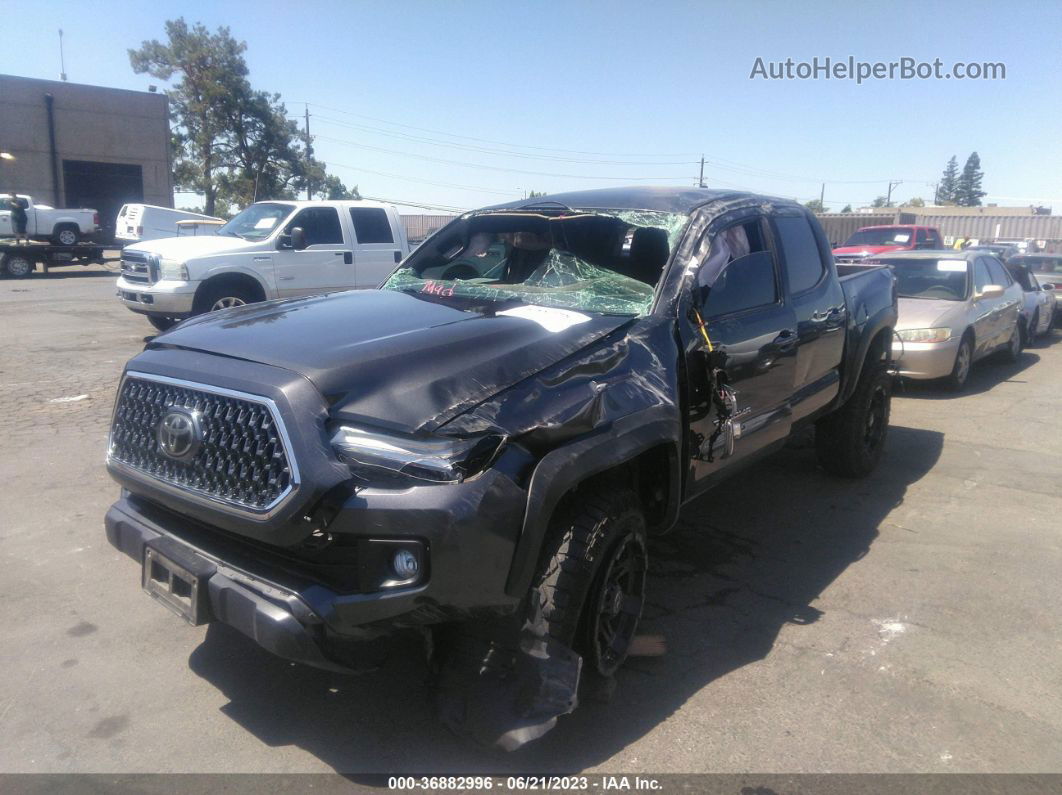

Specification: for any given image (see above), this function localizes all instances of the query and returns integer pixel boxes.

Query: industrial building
[0,74,173,240]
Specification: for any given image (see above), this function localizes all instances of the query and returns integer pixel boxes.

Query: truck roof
[857,224,936,231]
[486,186,802,215]
[256,198,395,210]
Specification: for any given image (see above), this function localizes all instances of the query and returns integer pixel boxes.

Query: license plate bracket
[142,537,216,626]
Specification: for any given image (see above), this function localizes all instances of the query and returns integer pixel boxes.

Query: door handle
[772,329,798,350]
[279,276,294,281]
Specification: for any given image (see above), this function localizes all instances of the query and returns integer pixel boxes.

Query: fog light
[392,549,419,579]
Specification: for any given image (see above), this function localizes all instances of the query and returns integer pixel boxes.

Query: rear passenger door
[772,212,846,423]
[349,207,404,288]
[273,206,354,298]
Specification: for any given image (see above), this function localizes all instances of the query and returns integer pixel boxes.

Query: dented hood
[151,289,630,433]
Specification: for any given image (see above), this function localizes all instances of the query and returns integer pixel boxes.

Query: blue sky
[3,0,1060,212]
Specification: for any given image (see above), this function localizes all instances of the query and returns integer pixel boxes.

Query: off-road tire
[533,486,647,678]
[147,315,178,332]
[815,362,891,478]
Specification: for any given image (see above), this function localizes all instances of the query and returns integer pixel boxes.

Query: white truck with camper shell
[0,193,100,244]
[114,203,223,245]
[116,199,411,330]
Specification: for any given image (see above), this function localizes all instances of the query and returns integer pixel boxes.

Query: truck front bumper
[891,336,961,380]
[116,275,198,316]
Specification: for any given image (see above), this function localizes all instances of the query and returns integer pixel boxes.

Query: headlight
[159,258,189,281]
[896,328,951,343]
[330,426,504,483]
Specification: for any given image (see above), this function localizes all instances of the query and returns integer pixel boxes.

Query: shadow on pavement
[188,423,944,774]
[895,350,1040,400]
[19,268,119,280]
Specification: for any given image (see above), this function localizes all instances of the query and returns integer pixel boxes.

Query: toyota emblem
[156,409,202,461]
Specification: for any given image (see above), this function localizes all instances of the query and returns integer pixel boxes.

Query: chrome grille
[121,250,156,284]
[109,374,295,513]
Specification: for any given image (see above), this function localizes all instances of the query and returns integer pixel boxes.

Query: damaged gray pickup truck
[104,187,897,748]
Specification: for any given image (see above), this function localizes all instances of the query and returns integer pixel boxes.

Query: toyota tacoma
[104,188,897,747]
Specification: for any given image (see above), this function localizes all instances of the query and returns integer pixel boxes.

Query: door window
[774,214,825,293]
[973,258,993,292]
[286,207,343,245]
[700,219,778,318]
[349,207,394,244]
[985,257,1013,287]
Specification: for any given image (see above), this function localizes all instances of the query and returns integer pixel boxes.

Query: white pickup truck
[116,199,411,330]
[1,194,100,244]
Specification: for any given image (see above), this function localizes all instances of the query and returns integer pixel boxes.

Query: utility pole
[698,156,705,188]
[58,29,67,81]
[932,182,940,205]
[304,104,312,200]
[820,182,825,210]
[886,179,903,207]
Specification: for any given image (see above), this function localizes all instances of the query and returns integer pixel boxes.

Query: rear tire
[533,485,647,679]
[147,315,178,332]
[815,362,891,478]
[52,225,79,246]
[1000,321,1023,363]
[1,253,34,278]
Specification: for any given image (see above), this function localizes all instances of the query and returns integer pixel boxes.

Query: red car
[833,224,943,263]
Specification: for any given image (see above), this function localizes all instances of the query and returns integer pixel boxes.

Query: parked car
[114,204,223,245]
[969,243,1021,263]
[104,187,897,748]
[1013,253,1062,326]
[863,250,1024,390]
[115,199,411,331]
[832,224,943,263]
[1004,258,1056,340]
[0,193,100,244]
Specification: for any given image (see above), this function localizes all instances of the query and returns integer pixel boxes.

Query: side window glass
[774,215,825,293]
[973,259,992,292]
[349,208,394,244]
[287,207,343,245]
[985,257,1012,286]
[698,218,777,318]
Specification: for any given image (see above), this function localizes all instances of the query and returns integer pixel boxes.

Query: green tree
[130,19,249,216]
[956,152,986,207]
[871,195,893,208]
[803,198,826,213]
[526,190,547,198]
[840,204,853,214]
[938,156,959,204]
[906,197,926,207]
[315,175,361,200]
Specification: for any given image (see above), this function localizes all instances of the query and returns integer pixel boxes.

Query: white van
[115,204,223,244]
[116,199,412,330]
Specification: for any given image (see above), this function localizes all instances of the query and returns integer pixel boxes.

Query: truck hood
[832,244,907,258]
[150,289,631,433]
[896,296,968,331]
[125,234,255,259]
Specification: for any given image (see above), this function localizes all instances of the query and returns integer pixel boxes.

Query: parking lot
[1,264,1061,775]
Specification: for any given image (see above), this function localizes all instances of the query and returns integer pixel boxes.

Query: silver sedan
[863,251,1025,390]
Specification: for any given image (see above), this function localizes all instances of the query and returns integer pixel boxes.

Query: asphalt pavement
[1,264,1060,774]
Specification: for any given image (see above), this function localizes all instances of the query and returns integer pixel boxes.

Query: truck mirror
[290,227,308,250]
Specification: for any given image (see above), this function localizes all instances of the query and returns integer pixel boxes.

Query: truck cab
[115,199,410,330]
[833,224,942,263]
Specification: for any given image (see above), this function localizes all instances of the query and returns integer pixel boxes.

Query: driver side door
[273,206,354,298]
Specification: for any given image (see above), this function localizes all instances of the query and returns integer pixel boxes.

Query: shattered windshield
[383,209,688,316]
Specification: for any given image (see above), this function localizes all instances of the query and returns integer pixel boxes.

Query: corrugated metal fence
[817,211,1062,247]
[402,214,457,242]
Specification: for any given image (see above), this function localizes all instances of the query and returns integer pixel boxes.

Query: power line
[302,100,701,158]
[326,161,517,197]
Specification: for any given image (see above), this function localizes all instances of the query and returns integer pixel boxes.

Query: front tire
[533,486,647,679]
[195,283,256,315]
[1001,321,1023,363]
[815,362,891,478]
[944,334,973,392]
[147,315,178,332]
